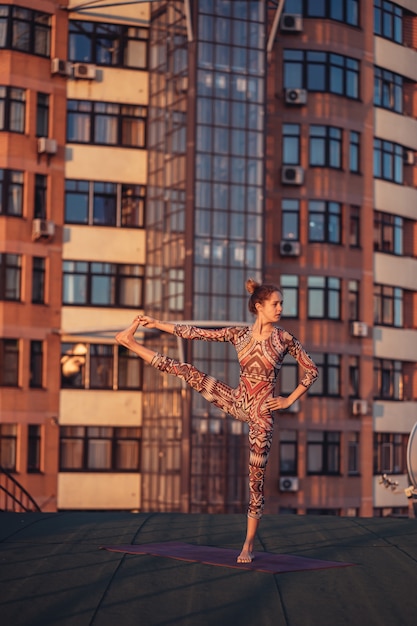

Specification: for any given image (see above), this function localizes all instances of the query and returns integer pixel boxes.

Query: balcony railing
[0,466,41,512]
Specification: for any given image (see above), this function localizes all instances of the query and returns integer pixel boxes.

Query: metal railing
[0,466,41,512]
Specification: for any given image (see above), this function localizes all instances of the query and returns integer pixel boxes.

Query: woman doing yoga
[116,278,318,563]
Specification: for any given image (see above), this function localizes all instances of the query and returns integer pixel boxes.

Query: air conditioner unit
[37,137,58,156]
[282,165,304,185]
[279,477,299,492]
[51,58,72,77]
[351,399,368,416]
[285,88,307,105]
[281,14,303,32]
[73,63,97,80]
[403,150,414,165]
[351,321,368,338]
[280,240,301,257]
[32,219,55,240]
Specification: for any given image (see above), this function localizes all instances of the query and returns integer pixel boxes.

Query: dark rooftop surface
[1,512,417,626]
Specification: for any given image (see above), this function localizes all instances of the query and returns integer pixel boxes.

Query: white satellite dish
[406,422,417,489]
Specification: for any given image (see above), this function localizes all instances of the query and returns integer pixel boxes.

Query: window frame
[0,168,24,216]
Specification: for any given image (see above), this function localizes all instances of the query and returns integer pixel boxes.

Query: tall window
[62,261,144,307]
[308,276,340,319]
[349,205,360,247]
[36,92,49,136]
[0,253,21,301]
[348,356,360,397]
[373,284,403,327]
[374,433,407,474]
[67,100,147,147]
[348,280,359,321]
[27,425,41,472]
[373,138,403,184]
[59,426,142,471]
[280,275,299,318]
[0,6,51,55]
[348,432,360,475]
[308,353,340,396]
[374,66,403,113]
[373,211,403,254]
[373,358,403,400]
[284,0,359,26]
[309,126,342,168]
[349,131,360,173]
[0,339,19,386]
[282,124,300,165]
[308,200,341,243]
[65,179,146,228]
[0,424,17,471]
[34,174,47,219]
[374,0,402,44]
[279,429,297,475]
[281,199,299,241]
[0,86,25,132]
[32,257,45,304]
[307,431,340,475]
[29,340,43,388]
[283,50,359,99]
[118,346,143,390]
[0,169,24,216]
[69,20,148,69]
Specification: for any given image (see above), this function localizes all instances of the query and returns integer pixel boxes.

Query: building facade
[0,0,416,516]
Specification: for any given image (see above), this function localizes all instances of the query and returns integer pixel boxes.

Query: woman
[116,278,318,563]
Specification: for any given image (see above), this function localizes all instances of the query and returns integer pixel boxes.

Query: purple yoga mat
[100,541,354,574]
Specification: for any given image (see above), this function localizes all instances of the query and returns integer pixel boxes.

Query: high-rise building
[0,0,416,517]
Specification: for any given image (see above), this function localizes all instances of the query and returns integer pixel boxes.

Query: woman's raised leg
[115,317,156,364]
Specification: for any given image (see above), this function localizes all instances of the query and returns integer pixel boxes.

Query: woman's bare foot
[237,546,254,563]
[115,317,141,349]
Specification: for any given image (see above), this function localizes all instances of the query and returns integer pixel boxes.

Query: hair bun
[245,278,259,295]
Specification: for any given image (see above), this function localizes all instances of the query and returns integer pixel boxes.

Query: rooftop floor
[1,512,416,626]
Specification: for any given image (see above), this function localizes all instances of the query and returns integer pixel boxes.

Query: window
[308,353,340,396]
[59,426,142,471]
[0,86,25,132]
[34,174,47,219]
[62,261,144,307]
[0,339,19,386]
[283,50,359,99]
[373,138,403,184]
[284,0,359,26]
[67,100,147,148]
[36,92,49,136]
[281,199,299,242]
[69,20,148,69]
[348,432,360,475]
[373,211,403,254]
[374,284,403,327]
[307,431,340,475]
[279,429,297,475]
[348,280,359,321]
[0,424,17,471]
[32,257,45,304]
[0,169,23,216]
[373,358,403,400]
[374,0,402,43]
[307,276,340,319]
[0,6,51,55]
[65,179,146,228]
[29,340,43,388]
[0,253,21,301]
[280,274,299,319]
[374,433,407,474]
[27,425,41,472]
[348,356,360,397]
[308,200,341,243]
[349,131,360,173]
[309,126,342,168]
[374,66,403,113]
[61,342,143,390]
[349,205,360,248]
[282,124,300,165]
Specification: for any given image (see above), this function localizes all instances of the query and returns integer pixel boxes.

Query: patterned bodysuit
[151,324,318,519]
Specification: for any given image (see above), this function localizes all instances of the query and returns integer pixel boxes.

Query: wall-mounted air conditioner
[37,138,58,156]
[351,321,368,338]
[281,14,303,32]
[73,63,97,80]
[279,477,299,492]
[32,219,55,241]
[282,165,304,185]
[280,240,301,257]
[51,58,72,77]
[285,88,307,105]
[351,399,368,416]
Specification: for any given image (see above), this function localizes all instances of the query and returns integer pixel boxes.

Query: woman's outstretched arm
[137,315,176,334]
